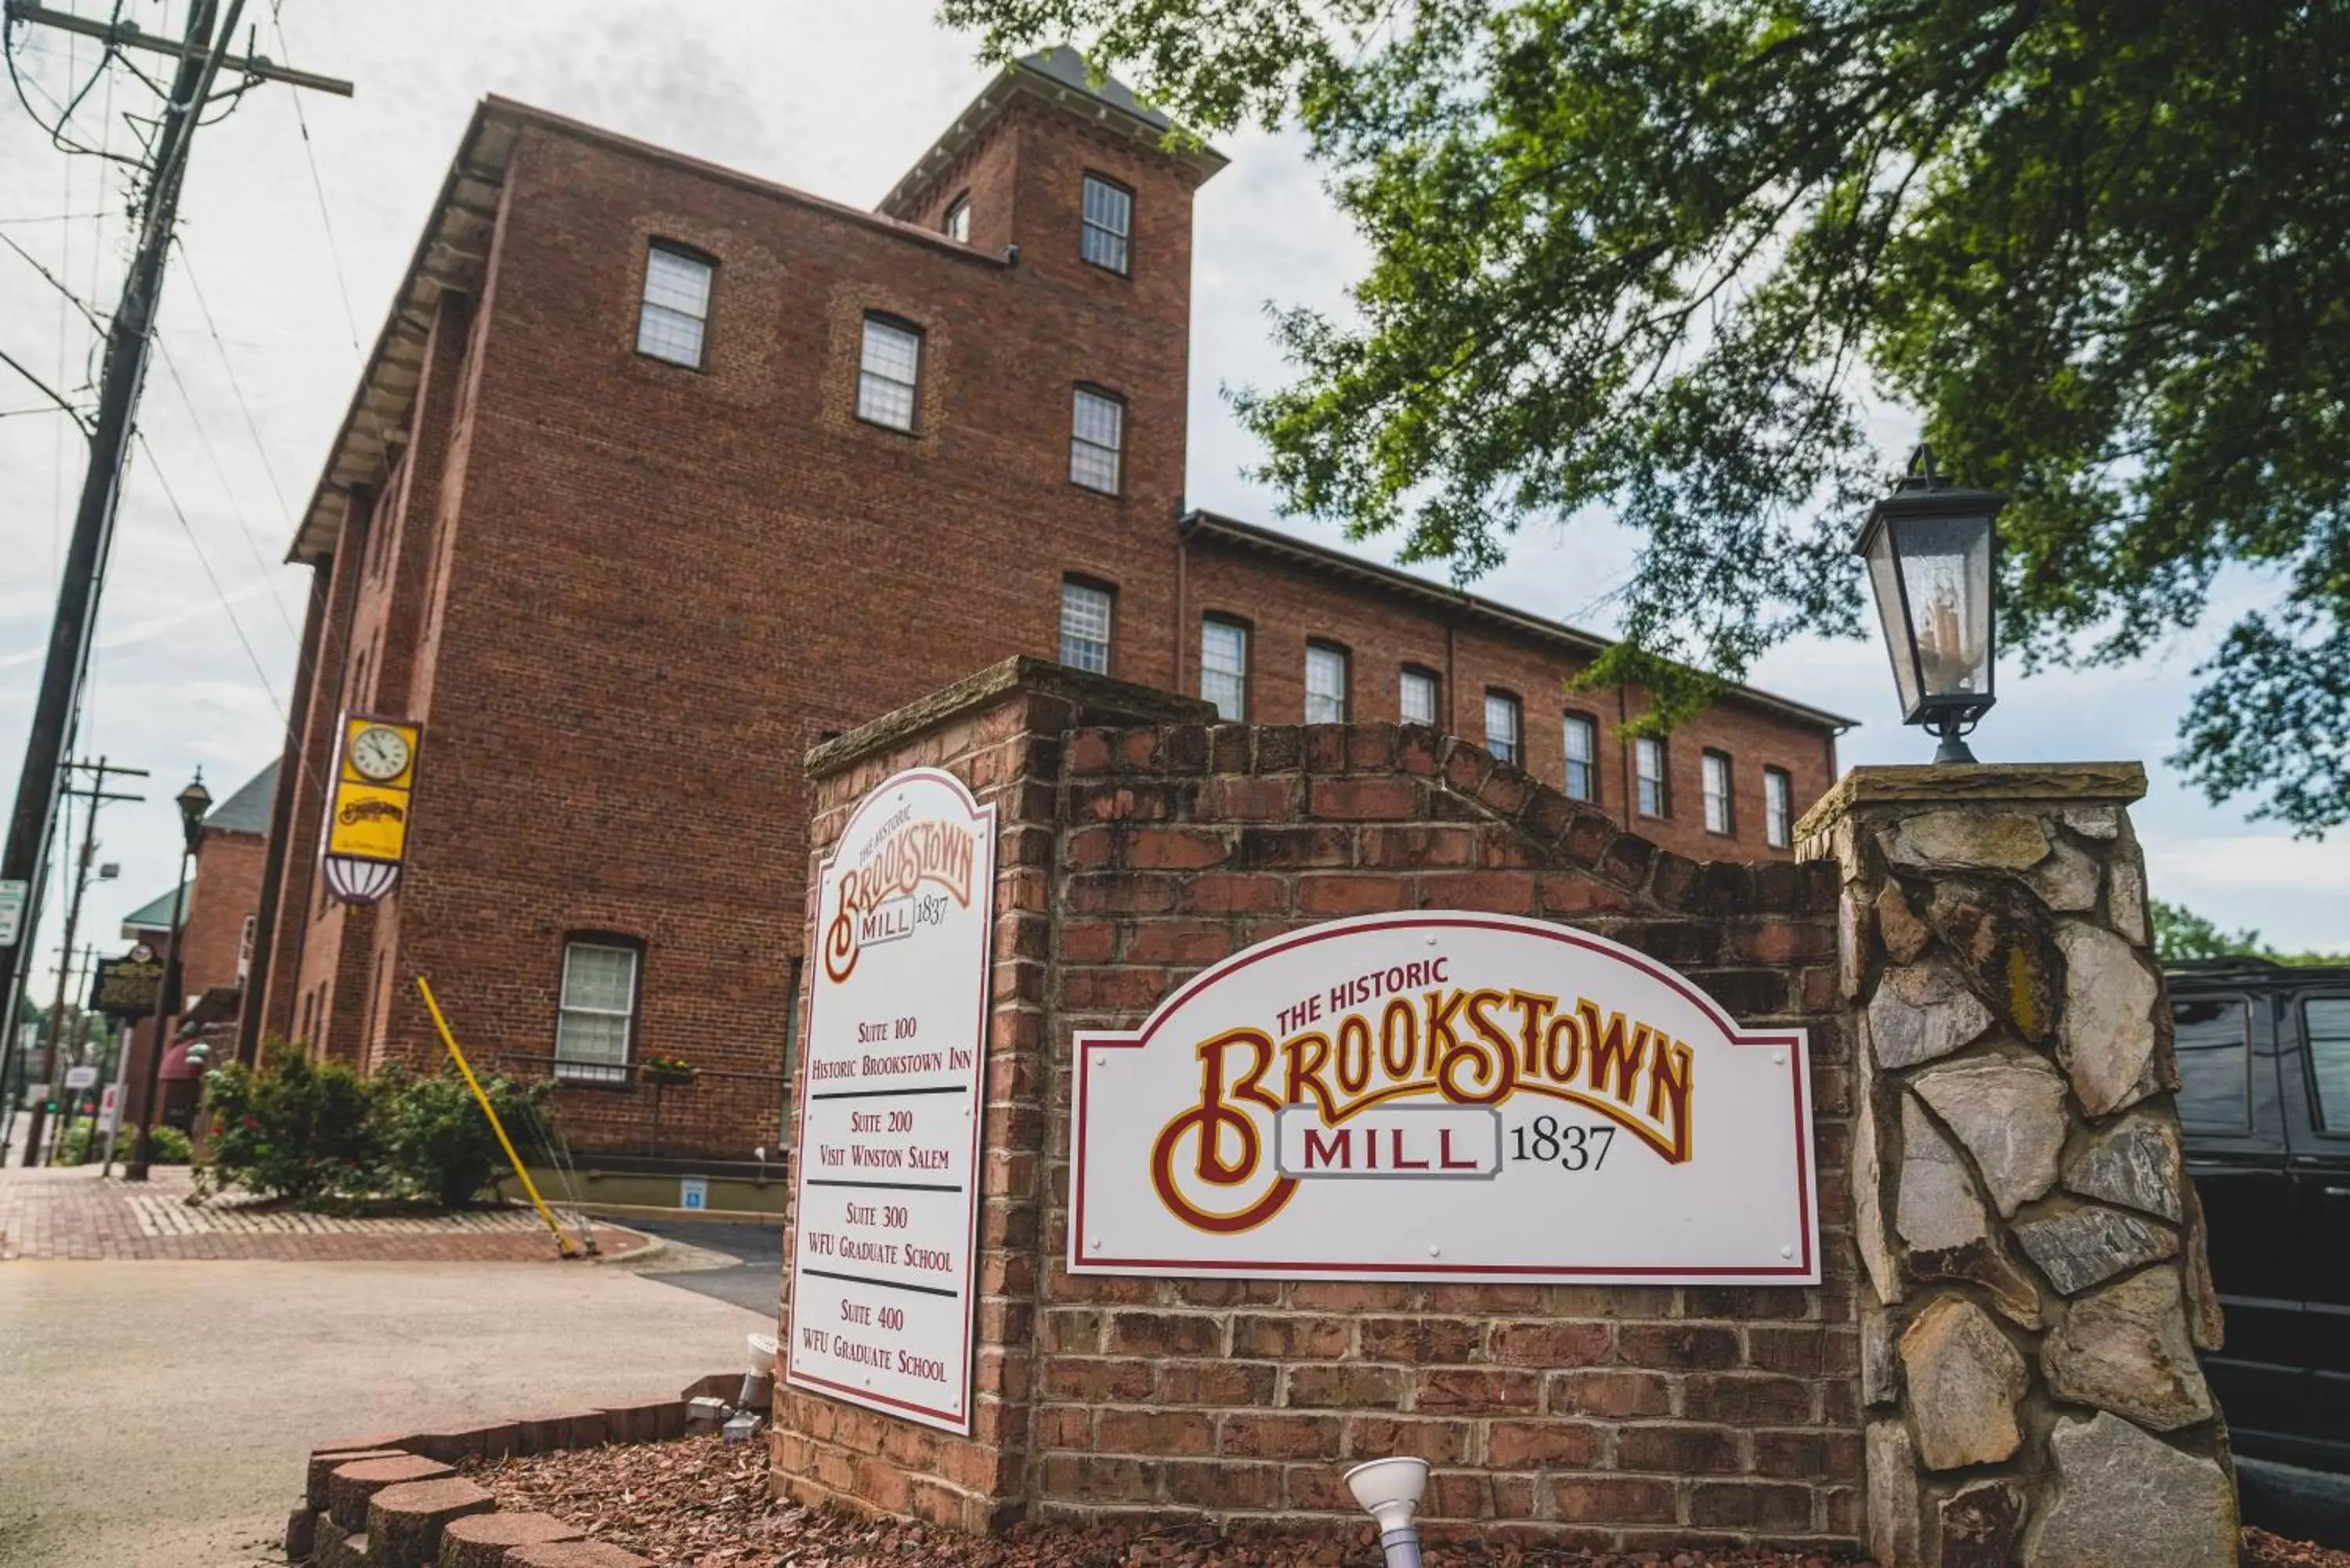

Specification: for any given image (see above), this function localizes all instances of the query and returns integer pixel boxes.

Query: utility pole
[0,0,352,1085]
[17,758,143,1166]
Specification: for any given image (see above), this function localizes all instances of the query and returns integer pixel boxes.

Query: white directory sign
[785,767,997,1434]
[64,1064,98,1091]
[0,880,24,947]
[1070,911,1818,1284]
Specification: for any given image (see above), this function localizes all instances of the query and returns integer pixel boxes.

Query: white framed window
[1060,579,1114,674]
[1201,617,1248,721]
[1484,691,1521,766]
[857,315,922,431]
[1702,750,1734,834]
[1564,714,1599,803]
[943,193,971,243]
[1636,736,1668,818]
[1765,767,1794,849]
[1070,387,1124,493]
[1399,667,1438,726]
[555,938,639,1083]
[1306,643,1350,724]
[1080,174,1132,273]
[636,244,712,368]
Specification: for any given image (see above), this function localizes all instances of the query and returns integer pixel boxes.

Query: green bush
[147,1125,192,1165]
[52,1119,94,1165]
[201,1042,387,1205]
[378,1064,553,1208]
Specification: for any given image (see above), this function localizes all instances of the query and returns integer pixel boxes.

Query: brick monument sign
[770,656,2236,1566]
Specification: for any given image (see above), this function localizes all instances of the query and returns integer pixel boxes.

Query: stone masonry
[1799,765,2236,1568]
[773,658,1860,1552]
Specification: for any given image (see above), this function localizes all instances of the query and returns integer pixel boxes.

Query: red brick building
[247,51,1850,1161]
[114,761,275,1132]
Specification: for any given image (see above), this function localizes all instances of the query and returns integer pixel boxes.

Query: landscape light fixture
[1853,444,2007,764]
[1344,1455,1430,1568]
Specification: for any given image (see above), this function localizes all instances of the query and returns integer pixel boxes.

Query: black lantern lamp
[1854,445,2006,764]
[175,774,212,848]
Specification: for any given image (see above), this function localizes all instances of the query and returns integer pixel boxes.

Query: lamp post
[124,770,208,1181]
[1854,445,2008,764]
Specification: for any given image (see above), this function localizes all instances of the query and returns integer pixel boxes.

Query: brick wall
[180,828,266,999]
[773,659,1860,1552]
[1180,529,1841,868]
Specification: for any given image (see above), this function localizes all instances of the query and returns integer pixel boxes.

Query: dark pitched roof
[203,760,278,836]
[1018,45,1172,130]
[1180,510,1860,733]
[121,883,188,936]
[877,47,1225,220]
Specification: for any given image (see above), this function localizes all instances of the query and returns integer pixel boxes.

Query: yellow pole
[415,975,578,1259]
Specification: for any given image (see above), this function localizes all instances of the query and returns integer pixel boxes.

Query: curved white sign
[1068,911,1819,1284]
[786,768,997,1434]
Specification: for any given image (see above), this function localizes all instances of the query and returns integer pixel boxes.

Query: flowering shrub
[200,1041,556,1209]
[200,1041,385,1205]
[640,1053,699,1085]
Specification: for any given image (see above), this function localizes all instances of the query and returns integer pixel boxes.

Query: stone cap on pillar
[1795,761,2146,843]
[804,656,1217,780]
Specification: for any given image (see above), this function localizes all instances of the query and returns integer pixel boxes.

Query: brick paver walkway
[0,1165,644,1262]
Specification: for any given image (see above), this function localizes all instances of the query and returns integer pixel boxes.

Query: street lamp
[124,769,208,1181]
[1854,444,2007,764]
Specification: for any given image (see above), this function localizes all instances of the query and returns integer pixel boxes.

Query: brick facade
[251,60,1847,1161]
[772,659,1860,1552]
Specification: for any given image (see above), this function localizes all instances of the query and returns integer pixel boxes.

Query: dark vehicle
[2167,959,2350,1470]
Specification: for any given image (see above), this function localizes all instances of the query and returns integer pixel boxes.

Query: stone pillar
[1799,764,2235,1568]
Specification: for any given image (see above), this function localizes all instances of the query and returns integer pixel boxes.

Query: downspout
[1617,682,1634,829]
[237,562,331,1065]
[1173,511,1189,698]
[1444,615,1459,735]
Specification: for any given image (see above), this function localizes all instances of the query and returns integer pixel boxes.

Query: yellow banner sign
[326,715,421,864]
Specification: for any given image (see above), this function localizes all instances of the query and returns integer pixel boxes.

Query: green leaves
[950,0,2350,831]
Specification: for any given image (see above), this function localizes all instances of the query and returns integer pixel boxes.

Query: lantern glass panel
[1895,512,1994,704]
[1864,529,1919,717]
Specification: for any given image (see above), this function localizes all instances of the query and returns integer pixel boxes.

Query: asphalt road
[627,1215,785,1317]
[0,1259,765,1568]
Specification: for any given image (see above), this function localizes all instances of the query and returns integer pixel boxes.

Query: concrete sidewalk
[0,1259,767,1567]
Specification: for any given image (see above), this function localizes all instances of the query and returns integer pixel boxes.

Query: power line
[132,427,286,717]
[171,239,298,527]
[150,331,302,640]
[269,1,359,356]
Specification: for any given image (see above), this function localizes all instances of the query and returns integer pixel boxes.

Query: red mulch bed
[467,1433,2349,1568]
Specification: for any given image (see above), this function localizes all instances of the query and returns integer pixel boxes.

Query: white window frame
[635,244,713,369]
[1070,387,1125,493]
[1636,736,1668,818]
[1060,580,1114,674]
[1202,617,1249,721]
[1564,714,1599,804]
[1484,691,1521,767]
[1399,667,1439,727]
[1702,750,1734,835]
[1765,767,1794,849]
[1305,643,1350,724]
[943,193,971,243]
[856,314,923,432]
[1080,173,1132,274]
[555,939,640,1084]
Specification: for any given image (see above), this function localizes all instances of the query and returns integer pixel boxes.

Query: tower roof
[877,47,1225,221]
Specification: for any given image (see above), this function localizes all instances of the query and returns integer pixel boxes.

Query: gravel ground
[471,1435,2350,1568]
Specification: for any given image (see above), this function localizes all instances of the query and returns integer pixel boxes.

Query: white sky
[2,0,2343,1009]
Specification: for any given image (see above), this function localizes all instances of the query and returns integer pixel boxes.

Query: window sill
[855,414,921,439]
[633,349,708,374]
[552,1066,634,1092]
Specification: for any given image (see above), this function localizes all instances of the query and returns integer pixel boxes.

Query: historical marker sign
[785,767,998,1435]
[90,953,165,1020]
[1070,911,1819,1284]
